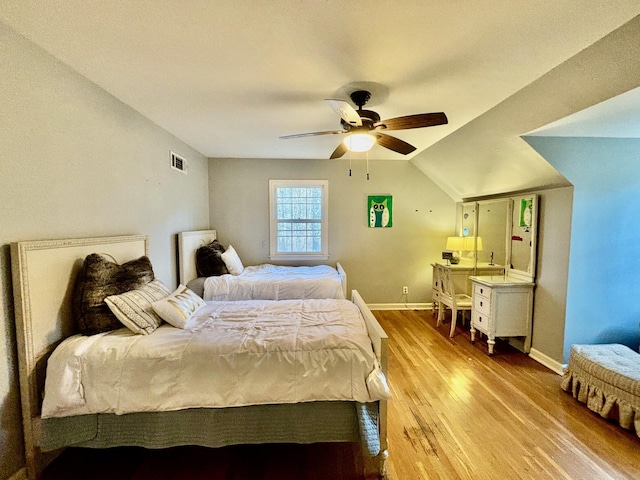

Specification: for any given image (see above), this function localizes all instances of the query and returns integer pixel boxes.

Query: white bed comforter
[42,299,389,418]
[203,264,344,301]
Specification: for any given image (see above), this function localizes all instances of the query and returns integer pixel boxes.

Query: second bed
[178,229,347,300]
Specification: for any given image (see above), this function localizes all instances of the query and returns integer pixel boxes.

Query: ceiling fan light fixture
[344,133,376,152]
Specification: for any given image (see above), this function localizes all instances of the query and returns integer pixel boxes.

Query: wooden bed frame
[11,235,387,479]
[177,229,348,298]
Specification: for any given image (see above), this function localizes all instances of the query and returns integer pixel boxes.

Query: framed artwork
[368,195,392,228]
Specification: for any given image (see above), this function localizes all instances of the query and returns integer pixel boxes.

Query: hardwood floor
[42,310,640,479]
[380,310,640,480]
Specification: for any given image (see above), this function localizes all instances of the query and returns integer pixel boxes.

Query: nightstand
[469,275,534,355]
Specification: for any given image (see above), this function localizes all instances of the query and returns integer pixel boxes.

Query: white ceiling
[3,1,639,160]
[2,2,640,202]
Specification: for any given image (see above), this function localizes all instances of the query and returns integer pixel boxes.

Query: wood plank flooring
[380,310,640,480]
[41,310,640,479]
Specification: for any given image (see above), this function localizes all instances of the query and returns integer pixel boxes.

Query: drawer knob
[480,301,483,307]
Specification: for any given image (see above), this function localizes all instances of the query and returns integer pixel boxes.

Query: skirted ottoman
[561,344,640,436]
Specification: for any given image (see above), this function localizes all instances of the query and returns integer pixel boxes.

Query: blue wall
[524,136,640,361]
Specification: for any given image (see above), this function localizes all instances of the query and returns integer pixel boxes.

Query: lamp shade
[343,133,376,152]
[463,236,483,251]
[446,236,465,251]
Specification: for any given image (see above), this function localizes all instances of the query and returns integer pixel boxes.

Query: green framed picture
[368,195,392,228]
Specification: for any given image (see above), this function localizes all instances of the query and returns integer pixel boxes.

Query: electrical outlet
[402,286,409,295]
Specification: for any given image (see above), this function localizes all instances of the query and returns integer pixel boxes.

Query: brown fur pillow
[73,254,155,335]
[195,240,229,277]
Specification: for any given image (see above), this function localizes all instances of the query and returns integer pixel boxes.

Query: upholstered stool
[561,343,640,436]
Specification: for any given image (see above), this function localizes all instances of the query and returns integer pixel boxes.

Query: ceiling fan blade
[329,142,348,159]
[280,129,346,139]
[375,112,448,131]
[375,133,417,155]
[325,99,362,127]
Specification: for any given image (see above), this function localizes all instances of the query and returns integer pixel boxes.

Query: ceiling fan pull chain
[366,151,370,180]
[349,151,352,177]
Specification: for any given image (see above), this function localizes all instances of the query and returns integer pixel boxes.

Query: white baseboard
[367,302,432,311]
[529,348,564,375]
[8,467,28,480]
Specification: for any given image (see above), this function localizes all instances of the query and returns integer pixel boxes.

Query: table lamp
[445,236,465,264]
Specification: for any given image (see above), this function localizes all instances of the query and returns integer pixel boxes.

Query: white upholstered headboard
[11,235,148,479]
[177,229,217,285]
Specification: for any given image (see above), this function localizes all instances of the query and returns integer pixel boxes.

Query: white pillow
[151,285,206,328]
[105,279,171,334]
[221,245,244,275]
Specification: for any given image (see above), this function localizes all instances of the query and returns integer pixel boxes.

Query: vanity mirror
[461,202,476,240]
[508,194,538,282]
[476,199,510,269]
[460,199,510,271]
[460,194,538,282]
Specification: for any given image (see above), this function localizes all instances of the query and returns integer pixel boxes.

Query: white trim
[528,347,565,375]
[268,253,329,261]
[8,467,28,480]
[368,302,432,311]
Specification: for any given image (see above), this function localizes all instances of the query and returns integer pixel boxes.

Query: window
[269,180,328,260]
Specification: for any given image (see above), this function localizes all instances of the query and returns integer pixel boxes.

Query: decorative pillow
[186,277,206,298]
[104,279,172,334]
[152,285,206,329]
[221,245,244,275]
[195,240,228,277]
[73,254,155,335]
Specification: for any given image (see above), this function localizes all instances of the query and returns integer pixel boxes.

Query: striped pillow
[105,279,172,334]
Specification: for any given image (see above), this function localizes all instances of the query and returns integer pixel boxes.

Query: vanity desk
[432,260,505,296]
[454,194,538,355]
[469,274,534,355]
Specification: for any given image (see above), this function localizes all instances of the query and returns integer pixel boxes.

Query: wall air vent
[170,151,187,174]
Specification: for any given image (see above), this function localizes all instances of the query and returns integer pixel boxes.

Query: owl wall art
[368,195,393,228]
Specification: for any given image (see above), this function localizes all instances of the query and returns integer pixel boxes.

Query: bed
[177,229,347,300]
[11,235,389,479]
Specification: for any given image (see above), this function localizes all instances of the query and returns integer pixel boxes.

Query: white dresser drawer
[474,295,491,316]
[473,283,491,299]
[472,310,490,333]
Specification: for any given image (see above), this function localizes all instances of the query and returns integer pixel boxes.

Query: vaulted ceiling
[2,2,639,200]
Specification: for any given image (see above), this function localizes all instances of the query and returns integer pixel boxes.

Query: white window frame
[269,179,329,261]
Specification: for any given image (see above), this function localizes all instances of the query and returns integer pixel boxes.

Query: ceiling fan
[280,90,448,159]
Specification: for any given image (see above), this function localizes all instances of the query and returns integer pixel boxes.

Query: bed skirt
[40,401,381,456]
[561,344,640,436]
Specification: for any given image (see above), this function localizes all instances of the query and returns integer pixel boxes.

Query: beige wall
[208,157,572,363]
[208,158,457,304]
[0,25,209,479]
[530,186,572,362]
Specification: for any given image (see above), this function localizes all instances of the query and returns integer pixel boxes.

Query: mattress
[202,264,344,300]
[42,298,389,418]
